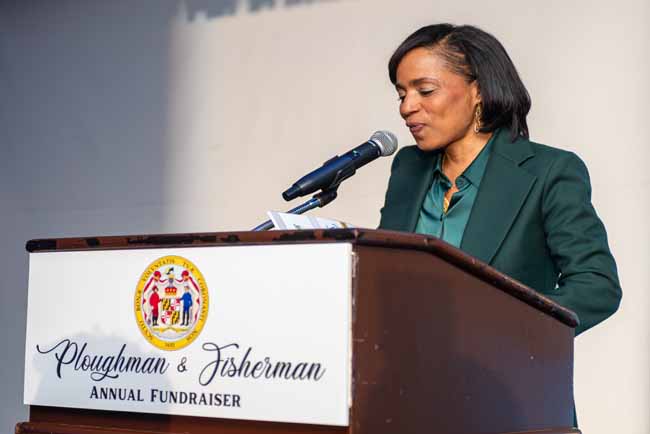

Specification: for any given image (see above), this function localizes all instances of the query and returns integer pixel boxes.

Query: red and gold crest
[134,255,209,350]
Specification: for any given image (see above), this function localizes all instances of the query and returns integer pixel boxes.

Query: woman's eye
[419,89,435,96]
[397,95,405,102]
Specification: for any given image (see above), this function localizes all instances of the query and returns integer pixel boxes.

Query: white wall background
[1,1,648,433]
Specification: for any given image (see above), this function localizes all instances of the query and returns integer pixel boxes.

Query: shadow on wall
[1,1,341,434]
[0,0,339,238]
[183,0,337,19]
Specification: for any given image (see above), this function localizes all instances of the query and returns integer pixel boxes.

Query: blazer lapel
[461,132,537,264]
[404,150,438,232]
[385,149,437,232]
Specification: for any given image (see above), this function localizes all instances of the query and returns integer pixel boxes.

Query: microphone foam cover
[370,130,398,156]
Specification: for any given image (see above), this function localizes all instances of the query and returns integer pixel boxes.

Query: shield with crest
[135,255,210,350]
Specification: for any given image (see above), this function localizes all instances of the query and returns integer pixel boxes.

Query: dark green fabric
[379,129,621,335]
[415,134,494,247]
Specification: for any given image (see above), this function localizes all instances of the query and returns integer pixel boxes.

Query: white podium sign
[24,243,352,426]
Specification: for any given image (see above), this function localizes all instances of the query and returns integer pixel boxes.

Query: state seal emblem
[134,255,209,350]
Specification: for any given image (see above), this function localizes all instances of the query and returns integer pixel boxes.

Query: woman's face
[395,47,480,152]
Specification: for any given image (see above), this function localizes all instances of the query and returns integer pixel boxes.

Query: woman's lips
[408,123,425,134]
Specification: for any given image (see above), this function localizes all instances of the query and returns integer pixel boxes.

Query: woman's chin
[414,139,445,153]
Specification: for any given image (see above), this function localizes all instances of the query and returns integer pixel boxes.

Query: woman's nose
[400,94,419,118]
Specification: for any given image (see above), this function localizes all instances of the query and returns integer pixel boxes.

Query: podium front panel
[25,243,353,426]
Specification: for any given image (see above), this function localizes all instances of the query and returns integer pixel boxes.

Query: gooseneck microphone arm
[252,188,339,232]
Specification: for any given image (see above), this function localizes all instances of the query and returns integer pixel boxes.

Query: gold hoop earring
[474,104,482,134]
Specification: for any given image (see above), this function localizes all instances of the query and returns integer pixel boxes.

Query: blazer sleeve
[541,152,622,335]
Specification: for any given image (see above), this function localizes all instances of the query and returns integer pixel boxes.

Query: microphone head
[369,130,398,156]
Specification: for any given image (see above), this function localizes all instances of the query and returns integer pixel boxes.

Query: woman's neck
[443,131,492,180]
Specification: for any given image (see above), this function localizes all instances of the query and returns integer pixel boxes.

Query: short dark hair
[388,24,531,141]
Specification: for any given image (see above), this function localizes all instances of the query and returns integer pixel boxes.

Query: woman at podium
[379,24,621,335]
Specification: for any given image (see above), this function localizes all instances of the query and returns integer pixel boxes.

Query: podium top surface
[26,228,578,328]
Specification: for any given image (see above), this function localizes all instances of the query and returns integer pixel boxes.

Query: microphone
[282,131,398,201]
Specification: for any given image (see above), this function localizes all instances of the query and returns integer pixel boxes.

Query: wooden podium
[18,229,580,434]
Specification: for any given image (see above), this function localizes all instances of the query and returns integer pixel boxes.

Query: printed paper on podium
[267,211,353,230]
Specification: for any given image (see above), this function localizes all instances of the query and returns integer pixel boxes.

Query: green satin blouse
[414,135,495,247]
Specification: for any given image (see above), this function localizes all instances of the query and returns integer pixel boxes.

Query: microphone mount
[252,152,358,231]
[252,130,398,231]
[251,186,339,232]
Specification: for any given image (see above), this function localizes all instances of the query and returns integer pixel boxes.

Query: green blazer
[379,129,621,335]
